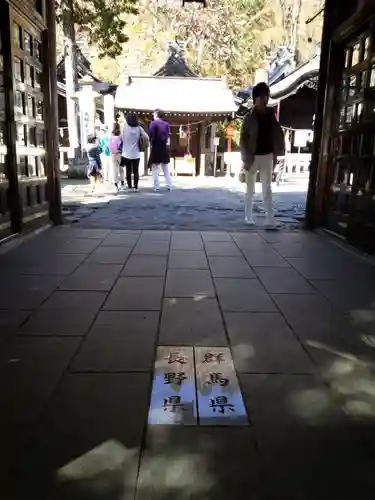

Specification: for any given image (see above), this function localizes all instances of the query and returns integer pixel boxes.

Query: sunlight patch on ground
[56,440,139,497]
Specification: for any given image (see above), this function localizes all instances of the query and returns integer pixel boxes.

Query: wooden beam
[0,3,22,233]
[44,0,63,224]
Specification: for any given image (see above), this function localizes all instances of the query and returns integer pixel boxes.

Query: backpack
[109,135,122,154]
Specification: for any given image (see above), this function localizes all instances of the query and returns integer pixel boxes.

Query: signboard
[225,125,235,139]
[148,346,197,425]
[148,345,248,426]
[213,137,220,146]
[195,347,248,426]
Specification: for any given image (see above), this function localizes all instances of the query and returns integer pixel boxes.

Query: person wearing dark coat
[148,109,173,191]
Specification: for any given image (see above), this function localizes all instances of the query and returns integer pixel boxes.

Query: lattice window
[12,17,45,180]
[327,25,375,235]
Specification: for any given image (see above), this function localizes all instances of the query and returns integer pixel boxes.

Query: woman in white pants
[148,109,173,191]
[240,82,285,229]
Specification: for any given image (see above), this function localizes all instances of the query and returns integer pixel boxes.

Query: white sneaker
[167,186,172,192]
[245,218,255,226]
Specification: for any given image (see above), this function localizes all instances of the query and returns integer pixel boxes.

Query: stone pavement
[61,176,308,230]
[2,225,375,499]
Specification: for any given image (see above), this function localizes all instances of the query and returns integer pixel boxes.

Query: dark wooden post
[0,3,22,233]
[44,0,63,224]
[305,0,336,228]
[195,122,204,176]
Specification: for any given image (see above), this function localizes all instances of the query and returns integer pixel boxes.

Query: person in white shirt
[121,113,149,192]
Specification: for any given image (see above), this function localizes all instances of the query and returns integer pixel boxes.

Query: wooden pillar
[210,123,217,152]
[305,0,336,229]
[195,123,205,176]
[0,3,22,233]
[104,94,115,130]
[44,0,63,224]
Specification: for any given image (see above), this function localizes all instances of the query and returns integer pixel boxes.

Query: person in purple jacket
[148,109,173,191]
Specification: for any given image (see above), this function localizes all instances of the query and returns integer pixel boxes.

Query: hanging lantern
[182,0,207,7]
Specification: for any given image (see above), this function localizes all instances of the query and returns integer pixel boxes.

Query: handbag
[138,126,149,152]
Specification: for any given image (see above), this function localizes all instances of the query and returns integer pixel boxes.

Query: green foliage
[144,0,273,89]
[57,0,138,58]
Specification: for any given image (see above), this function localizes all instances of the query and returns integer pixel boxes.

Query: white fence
[223,152,311,180]
[58,147,311,181]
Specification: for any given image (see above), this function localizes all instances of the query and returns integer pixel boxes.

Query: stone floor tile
[0,310,29,335]
[270,239,335,258]
[165,270,215,298]
[133,241,170,256]
[299,313,375,379]
[71,311,159,372]
[215,278,276,312]
[159,298,227,345]
[37,373,150,499]
[104,277,164,310]
[258,230,318,244]
[85,245,132,264]
[168,251,208,269]
[77,229,111,239]
[224,312,314,373]
[59,263,122,291]
[19,306,100,336]
[208,256,255,278]
[255,422,375,500]
[136,426,260,500]
[52,238,101,254]
[101,232,139,247]
[230,233,270,250]
[254,266,317,294]
[201,231,233,242]
[310,278,375,313]
[0,336,80,424]
[41,290,107,311]
[140,230,171,241]
[272,293,333,341]
[111,230,142,235]
[242,248,290,267]
[171,233,203,250]
[240,373,345,427]
[0,275,64,310]
[204,241,242,257]
[287,255,364,280]
[122,255,168,276]
[6,253,87,275]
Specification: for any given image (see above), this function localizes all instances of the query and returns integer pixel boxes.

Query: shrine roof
[114,76,237,116]
[270,54,320,100]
